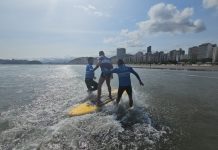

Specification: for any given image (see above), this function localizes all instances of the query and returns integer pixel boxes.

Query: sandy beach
[129,64,218,71]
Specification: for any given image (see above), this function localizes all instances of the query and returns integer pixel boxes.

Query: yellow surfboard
[68,89,118,117]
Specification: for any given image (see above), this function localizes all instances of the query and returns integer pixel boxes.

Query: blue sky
[0,0,218,59]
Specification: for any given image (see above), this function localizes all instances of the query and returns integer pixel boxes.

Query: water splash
[0,65,168,150]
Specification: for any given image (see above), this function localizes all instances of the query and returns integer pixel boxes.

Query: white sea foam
[0,65,168,150]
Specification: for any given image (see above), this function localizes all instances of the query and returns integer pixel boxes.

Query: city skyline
[0,0,218,59]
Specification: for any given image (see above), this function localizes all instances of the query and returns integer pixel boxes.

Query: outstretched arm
[130,68,144,86]
[104,68,118,75]
[93,62,100,71]
[110,68,118,74]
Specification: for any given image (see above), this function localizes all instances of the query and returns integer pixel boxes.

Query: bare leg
[97,76,105,100]
[105,77,112,99]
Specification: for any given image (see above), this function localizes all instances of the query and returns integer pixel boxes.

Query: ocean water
[0,65,218,150]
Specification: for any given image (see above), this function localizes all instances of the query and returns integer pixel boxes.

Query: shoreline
[129,64,218,71]
[1,63,218,71]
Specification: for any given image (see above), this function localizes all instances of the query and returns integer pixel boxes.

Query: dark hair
[99,51,105,56]
[117,59,124,66]
[87,57,94,62]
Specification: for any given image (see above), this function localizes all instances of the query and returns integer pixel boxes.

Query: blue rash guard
[110,65,137,87]
[85,64,94,79]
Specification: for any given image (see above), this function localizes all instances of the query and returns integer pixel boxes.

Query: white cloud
[104,3,206,47]
[74,4,110,17]
[203,0,218,9]
[74,4,96,11]
[139,3,205,33]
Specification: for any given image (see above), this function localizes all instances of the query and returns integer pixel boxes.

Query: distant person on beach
[94,51,113,105]
[107,59,144,109]
[85,57,98,93]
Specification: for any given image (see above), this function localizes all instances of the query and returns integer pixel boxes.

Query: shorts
[85,78,98,91]
[100,72,111,78]
[117,86,132,99]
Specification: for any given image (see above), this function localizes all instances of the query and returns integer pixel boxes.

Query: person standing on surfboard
[94,51,113,105]
[108,59,144,109]
[85,57,98,92]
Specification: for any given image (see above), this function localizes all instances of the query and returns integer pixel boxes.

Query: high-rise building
[176,48,185,61]
[189,46,198,61]
[117,48,126,59]
[147,46,152,53]
[188,43,214,62]
[212,46,218,63]
[198,43,213,59]
[169,50,177,61]
[134,51,144,63]
[159,51,165,63]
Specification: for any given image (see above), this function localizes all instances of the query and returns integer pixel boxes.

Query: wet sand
[129,64,218,71]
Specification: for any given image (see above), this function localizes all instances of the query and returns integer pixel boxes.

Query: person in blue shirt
[85,57,98,92]
[109,59,144,108]
[94,51,113,105]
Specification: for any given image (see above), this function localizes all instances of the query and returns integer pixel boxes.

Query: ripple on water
[0,101,167,150]
[38,113,166,150]
[0,65,169,150]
